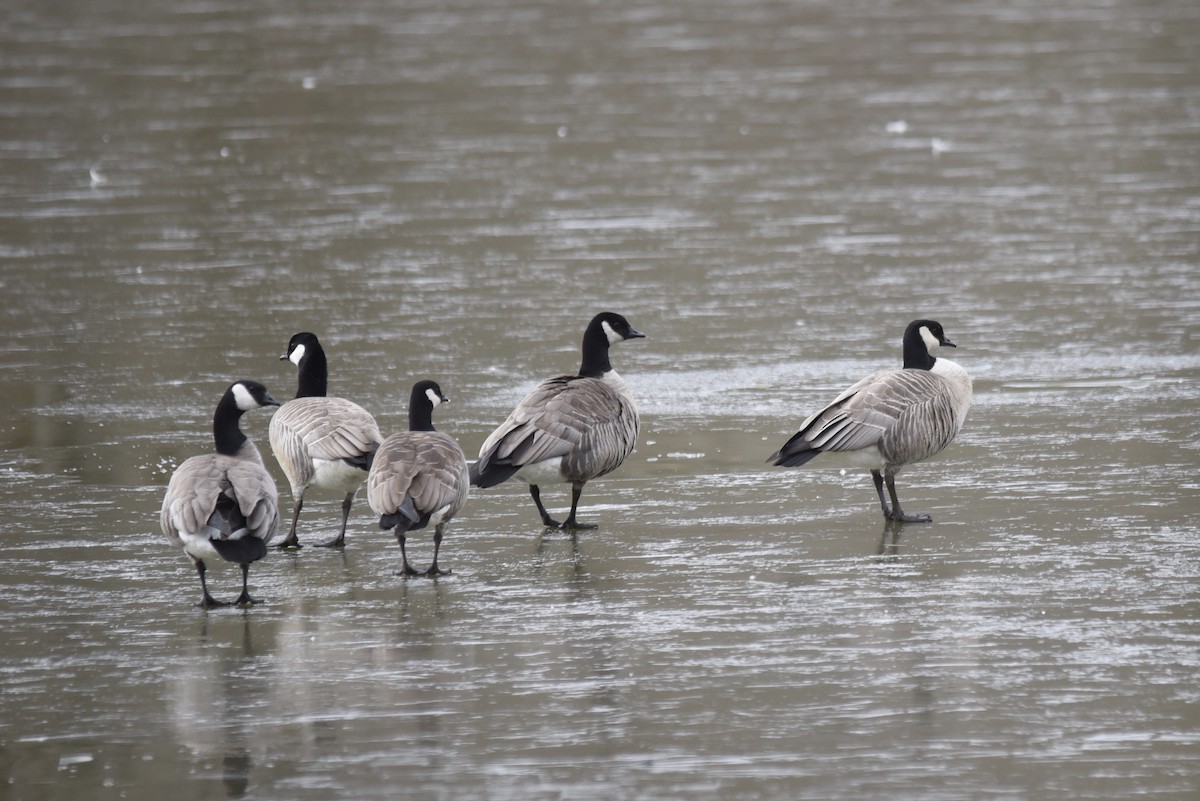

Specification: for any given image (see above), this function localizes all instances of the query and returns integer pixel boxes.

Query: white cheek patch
[288,343,306,366]
[919,326,941,353]
[602,320,621,344]
[425,388,444,407]
[231,382,257,411]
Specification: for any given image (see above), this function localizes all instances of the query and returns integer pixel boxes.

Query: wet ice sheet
[2,0,1199,798]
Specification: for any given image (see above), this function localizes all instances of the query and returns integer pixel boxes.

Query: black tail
[766,434,823,468]
[212,536,268,565]
[344,442,379,473]
[379,496,425,534]
[469,459,520,489]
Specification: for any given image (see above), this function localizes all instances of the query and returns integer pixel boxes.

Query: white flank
[311,457,369,493]
[428,503,454,526]
[513,457,566,485]
[178,531,226,563]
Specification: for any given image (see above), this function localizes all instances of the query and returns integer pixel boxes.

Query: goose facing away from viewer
[470,311,645,530]
[367,380,469,577]
[160,381,281,608]
[767,319,973,522]
[269,332,383,548]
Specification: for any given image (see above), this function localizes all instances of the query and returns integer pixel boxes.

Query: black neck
[294,346,328,398]
[578,322,613,379]
[409,396,436,433]
[212,391,248,456]
[902,328,936,370]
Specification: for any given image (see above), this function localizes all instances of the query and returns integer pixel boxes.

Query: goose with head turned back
[269,332,383,548]
[367,380,469,577]
[470,311,645,530]
[160,380,281,608]
[767,319,973,522]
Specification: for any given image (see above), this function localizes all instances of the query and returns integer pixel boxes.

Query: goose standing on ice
[767,319,972,522]
[269,332,382,548]
[367,380,469,577]
[160,381,281,607]
[470,311,645,530]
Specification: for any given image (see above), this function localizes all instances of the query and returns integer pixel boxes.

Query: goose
[269,332,383,548]
[160,381,281,607]
[367,380,469,576]
[766,319,972,522]
[470,311,645,530]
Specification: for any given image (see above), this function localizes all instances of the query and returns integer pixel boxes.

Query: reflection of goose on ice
[171,618,263,799]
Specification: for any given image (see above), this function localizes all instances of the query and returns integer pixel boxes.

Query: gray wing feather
[477,377,639,482]
[878,381,962,466]
[368,433,469,522]
[269,396,382,489]
[161,444,279,544]
[795,369,959,464]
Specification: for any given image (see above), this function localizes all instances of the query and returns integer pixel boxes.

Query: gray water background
[1,0,1198,799]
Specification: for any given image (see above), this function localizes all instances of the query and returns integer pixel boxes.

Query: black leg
[194,559,228,609]
[394,534,421,576]
[276,496,304,548]
[424,525,452,577]
[884,472,932,523]
[233,563,261,606]
[530,485,563,528]
[316,492,354,548]
[871,470,892,518]
[561,482,597,530]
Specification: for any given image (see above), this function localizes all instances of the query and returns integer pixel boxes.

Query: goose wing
[368,433,469,526]
[876,374,963,466]
[269,396,382,481]
[474,376,638,483]
[770,369,951,465]
[161,447,279,544]
[561,386,640,480]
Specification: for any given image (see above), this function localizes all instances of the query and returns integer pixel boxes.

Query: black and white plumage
[767,319,973,522]
[269,332,382,548]
[470,311,645,530]
[161,381,281,608]
[367,380,469,577]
